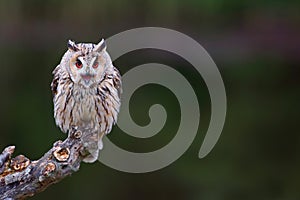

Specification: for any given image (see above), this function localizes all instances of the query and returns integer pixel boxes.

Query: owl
[51,39,121,163]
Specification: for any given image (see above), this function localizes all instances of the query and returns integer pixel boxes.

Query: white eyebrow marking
[89,57,97,68]
[77,57,87,68]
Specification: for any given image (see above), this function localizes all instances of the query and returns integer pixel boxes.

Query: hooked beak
[81,73,95,86]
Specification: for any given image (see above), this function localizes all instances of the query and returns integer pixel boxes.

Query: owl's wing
[96,66,122,134]
[51,65,61,97]
[101,66,122,101]
[51,64,74,134]
[112,67,122,97]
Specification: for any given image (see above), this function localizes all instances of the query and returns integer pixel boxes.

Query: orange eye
[93,61,99,69]
[75,59,82,68]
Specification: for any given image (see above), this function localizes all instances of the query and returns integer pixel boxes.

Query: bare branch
[0,127,90,200]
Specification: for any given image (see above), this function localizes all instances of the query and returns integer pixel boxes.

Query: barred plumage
[51,39,121,163]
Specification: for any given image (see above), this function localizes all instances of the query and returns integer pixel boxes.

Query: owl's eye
[93,61,99,69]
[75,59,82,69]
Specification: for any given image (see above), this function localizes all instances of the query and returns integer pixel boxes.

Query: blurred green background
[0,0,299,199]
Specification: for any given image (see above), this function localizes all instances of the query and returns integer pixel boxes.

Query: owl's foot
[82,149,99,163]
[98,138,103,150]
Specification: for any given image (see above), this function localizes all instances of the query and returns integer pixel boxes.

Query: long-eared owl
[51,39,121,163]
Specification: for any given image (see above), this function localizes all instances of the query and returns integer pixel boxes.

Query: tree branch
[0,127,89,200]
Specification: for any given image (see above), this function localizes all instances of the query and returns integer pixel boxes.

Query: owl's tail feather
[82,132,104,163]
[82,150,99,163]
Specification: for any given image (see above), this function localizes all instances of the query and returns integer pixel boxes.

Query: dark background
[0,0,299,199]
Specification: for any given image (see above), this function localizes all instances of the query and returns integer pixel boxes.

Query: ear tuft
[68,40,79,51]
[93,39,106,53]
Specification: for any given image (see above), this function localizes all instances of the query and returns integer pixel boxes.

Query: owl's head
[61,39,112,88]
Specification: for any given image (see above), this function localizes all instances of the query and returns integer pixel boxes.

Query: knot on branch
[39,162,56,183]
[43,162,56,176]
[10,155,30,171]
[53,147,70,162]
[73,130,82,139]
